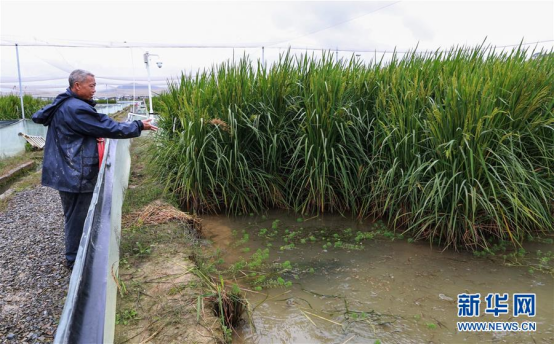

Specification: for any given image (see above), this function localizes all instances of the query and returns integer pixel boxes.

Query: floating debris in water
[438,294,454,301]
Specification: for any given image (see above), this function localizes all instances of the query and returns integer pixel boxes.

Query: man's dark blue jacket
[32,88,144,193]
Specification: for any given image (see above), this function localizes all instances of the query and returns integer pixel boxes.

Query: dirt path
[114,136,224,344]
[114,221,223,344]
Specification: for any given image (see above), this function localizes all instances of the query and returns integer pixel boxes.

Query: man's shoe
[65,260,75,270]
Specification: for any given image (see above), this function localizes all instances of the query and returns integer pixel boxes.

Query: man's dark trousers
[58,191,93,263]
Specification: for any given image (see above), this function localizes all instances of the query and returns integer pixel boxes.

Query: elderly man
[32,69,157,269]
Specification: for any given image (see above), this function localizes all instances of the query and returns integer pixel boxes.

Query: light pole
[15,44,25,119]
[143,51,162,116]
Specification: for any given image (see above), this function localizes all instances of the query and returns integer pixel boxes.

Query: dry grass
[122,199,202,233]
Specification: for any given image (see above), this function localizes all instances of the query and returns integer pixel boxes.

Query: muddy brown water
[201,211,553,344]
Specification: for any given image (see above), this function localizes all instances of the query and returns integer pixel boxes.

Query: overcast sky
[1,0,553,96]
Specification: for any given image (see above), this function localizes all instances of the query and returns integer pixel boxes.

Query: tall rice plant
[153,46,554,248]
[285,52,374,214]
[370,46,554,247]
[155,57,287,213]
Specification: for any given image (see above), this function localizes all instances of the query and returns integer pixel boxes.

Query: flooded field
[200,211,554,344]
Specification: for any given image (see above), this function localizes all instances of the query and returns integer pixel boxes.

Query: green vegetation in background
[143,96,164,114]
[152,45,554,249]
[0,94,50,120]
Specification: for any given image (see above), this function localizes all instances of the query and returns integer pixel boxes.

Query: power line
[272,40,554,54]
[2,39,552,53]
[0,40,262,49]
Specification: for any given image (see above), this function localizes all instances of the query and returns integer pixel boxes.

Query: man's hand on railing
[141,119,158,131]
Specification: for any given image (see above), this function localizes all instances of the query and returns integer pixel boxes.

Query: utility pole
[127,43,137,113]
[143,51,162,116]
[15,44,25,119]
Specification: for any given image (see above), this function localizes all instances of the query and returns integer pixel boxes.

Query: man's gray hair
[69,69,94,88]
